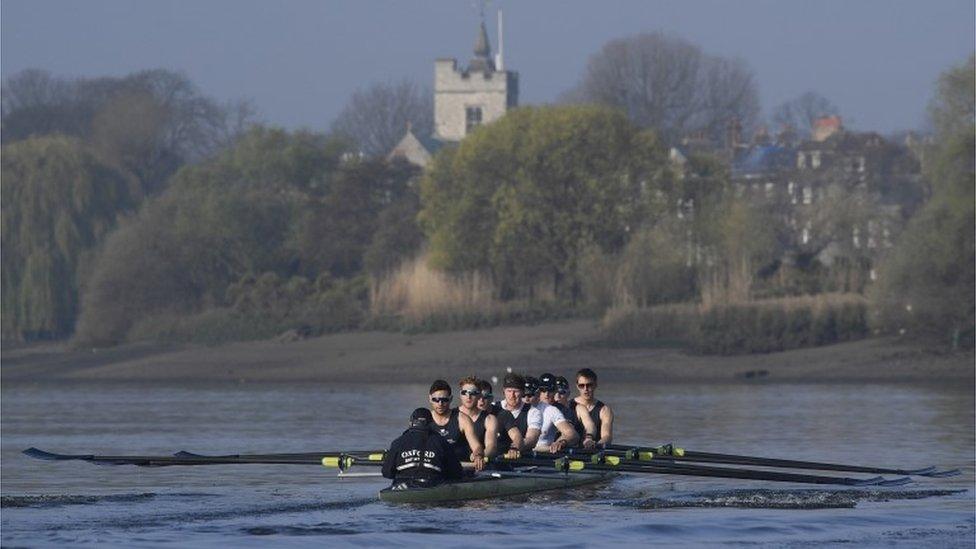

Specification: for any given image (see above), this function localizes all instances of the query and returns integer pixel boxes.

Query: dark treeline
[2,69,253,341]
[2,43,972,352]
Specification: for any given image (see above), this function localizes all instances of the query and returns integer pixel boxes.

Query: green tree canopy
[73,126,418,345]
[1,135,137,340]
[419,105,668,300]
[870,55,975,348]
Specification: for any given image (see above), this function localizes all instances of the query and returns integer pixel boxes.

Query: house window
[465,106,483,133]
[852,226,861,248]
[811,151,822,168]
[857,156,866,173]
[765,182,774,199]
[802,222,811,245]
[802,186,813,205]
[797,153,806,169]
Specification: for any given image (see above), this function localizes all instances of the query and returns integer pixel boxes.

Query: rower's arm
[483,414,499,458]
[599,405,614,445]
[507,426,523,454]
[576,404,597,438]
[521,406,544,451]
[459,414,485,459]
[555,420,578,446]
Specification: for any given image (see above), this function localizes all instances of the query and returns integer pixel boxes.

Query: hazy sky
[2,0,973,134]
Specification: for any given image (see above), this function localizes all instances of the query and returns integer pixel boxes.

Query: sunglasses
[480,393,493,400]
[430,396,452,403]
[577,383,595,389]
[460,389,482,397]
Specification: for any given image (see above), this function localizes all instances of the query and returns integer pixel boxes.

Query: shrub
[598,293,868,355]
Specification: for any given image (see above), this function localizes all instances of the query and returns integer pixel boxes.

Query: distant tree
[293,156,419,277]
[1,136,136,340]
[1,68,257,194]
[771,91,839,136]
[74,127,347,345]
[420,105,668,300]
[562,32,760,146]
[870,55,975,348]
[928,53,975,141]
[331,79,433,157]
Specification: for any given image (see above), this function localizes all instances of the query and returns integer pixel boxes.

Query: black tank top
[570,399,605,440]
[437,408,470,461]
[495,402,530,450]
[469,410,488,448]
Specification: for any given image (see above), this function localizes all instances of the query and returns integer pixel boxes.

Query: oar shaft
[504,456,887,486]
[23,448,379,467]
[605,444,927,475]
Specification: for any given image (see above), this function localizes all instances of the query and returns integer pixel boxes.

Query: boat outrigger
[23,443,960,504]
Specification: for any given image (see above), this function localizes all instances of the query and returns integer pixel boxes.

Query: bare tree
[2,68,258,193]
[562,32,760,146]
[771,91,839,137]
[330,79,433,157]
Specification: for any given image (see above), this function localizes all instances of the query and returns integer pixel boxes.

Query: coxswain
[569,368,614,449]
[494,373,536,455]
[428,379,485,471]
[523,375,578,452]
[382,408,464,489]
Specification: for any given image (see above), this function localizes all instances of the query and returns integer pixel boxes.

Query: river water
[2,381,973,547]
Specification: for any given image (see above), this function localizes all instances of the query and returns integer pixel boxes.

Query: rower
[382,408,464,489]
[523,375,578,452]
[481,378,521,459]
[428,379,485,471]
[494,373,535,455]
[569,368,614,449]
[553,376,572,411]
[455,376,512,459]
[475,379,501,416]
[538,372,560,409]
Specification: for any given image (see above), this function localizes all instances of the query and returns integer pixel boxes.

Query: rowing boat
[378,469,616,504]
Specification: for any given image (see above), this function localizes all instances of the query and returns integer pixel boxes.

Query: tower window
[465,106,483,133]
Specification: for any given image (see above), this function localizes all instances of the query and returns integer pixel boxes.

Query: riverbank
[2,320,972,385]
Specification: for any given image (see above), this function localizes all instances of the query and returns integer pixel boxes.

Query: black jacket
[382,425,464,483]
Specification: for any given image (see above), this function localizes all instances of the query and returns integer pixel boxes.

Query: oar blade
[919,469,961,478]
[24,447,81,461]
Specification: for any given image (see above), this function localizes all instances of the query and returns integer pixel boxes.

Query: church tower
[433,10,518,142]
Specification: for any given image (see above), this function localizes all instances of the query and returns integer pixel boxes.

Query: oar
[498,455,911,486]
[22,447,380,467]
[174,450,384,460]
[603,443,960,477]
[173,450,384,464]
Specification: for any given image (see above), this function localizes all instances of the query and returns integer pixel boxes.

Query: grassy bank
[599,293,869,355]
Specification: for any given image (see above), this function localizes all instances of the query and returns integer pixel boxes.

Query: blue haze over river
[2,381,973,547]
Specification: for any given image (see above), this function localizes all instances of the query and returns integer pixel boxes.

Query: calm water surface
[2,381,973,547]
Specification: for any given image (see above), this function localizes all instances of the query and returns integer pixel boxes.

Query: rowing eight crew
[382,369,614,488]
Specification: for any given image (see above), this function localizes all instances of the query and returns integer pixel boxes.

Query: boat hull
[378,469,615,503]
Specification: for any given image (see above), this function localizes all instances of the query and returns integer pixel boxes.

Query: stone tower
[433,14,518,142]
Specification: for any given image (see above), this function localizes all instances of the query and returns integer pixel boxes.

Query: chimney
[812,115,842,142]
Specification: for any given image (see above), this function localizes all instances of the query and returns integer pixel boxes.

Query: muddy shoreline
[2,320,972,386]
